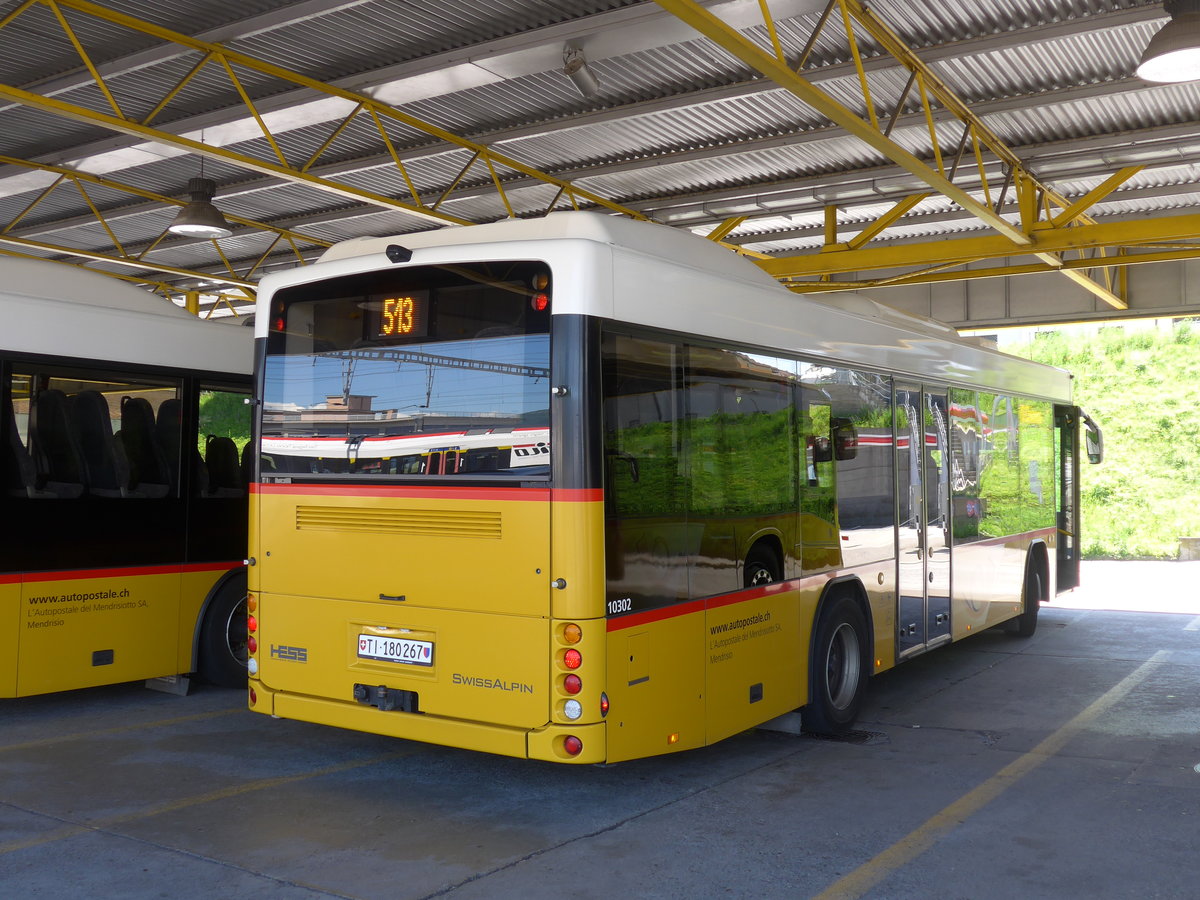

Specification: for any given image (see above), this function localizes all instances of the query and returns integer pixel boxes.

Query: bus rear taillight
[563,674,582,694]
[563,735,583,757]
[247,636,258,654]
[247,615,258,633]
[563,699,582,720]
[562,623,582,644]
[563,648,581,669]
[249,687,257,706]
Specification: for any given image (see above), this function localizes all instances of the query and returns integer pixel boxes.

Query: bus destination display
[370,291,429,340]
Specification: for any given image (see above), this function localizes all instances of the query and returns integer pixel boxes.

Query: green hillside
[1008,320,1200,559]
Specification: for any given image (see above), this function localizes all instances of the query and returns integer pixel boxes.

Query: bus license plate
[357,634,434,666]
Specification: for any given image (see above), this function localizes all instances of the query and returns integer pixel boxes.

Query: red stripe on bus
[606,580,803,632]
[1,561,242,584]
[605,571,868,632]
[251,483,603,502]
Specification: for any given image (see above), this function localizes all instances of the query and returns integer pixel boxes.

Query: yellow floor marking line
[814,649,1170,900]
[0,706,242,754]
[0,748,417,856]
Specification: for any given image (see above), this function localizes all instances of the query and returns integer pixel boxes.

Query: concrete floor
[2,562,1198,899]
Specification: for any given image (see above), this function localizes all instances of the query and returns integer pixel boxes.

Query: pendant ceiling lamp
[1137,0,1200,83]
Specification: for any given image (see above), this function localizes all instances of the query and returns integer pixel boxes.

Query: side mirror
[832,418,858,461]
[1083,413,1103,465]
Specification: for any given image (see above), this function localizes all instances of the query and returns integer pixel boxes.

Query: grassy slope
[1010,321,1200,559]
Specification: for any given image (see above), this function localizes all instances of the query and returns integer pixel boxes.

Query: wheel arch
[806,575,874,706]
[189,565,247,673]
[1026,540,1050,605]
[742,531,784,578]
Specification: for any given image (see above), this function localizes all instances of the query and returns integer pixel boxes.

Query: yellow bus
[1,258,253,697]
[247,213,1101,763]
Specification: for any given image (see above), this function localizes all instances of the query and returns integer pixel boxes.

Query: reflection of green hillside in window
[610,407,796,519]
[977,401,1054,538]
[608,420,680,518]
[691,408,794,516]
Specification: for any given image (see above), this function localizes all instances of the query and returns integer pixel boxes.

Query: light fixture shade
[1137,8,1200,83]
[169,177,232,239]
[563,47,601,99]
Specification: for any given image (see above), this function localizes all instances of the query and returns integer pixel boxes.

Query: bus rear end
[248,256,605,761]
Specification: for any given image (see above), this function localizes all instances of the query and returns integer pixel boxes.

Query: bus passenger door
[895,384,952,656]
[1054,404,1084,593]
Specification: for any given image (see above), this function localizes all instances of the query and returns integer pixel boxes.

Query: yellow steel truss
[653,0,1141,309]
[0,155,331,298]
[0,0,649,231]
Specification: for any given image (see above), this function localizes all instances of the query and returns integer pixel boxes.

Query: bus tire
[804,592,868,735]
[744,544,780,588]
[1013,569,1042,638]
[199,578,248,688]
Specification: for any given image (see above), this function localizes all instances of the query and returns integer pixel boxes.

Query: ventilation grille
[295,505,501,539]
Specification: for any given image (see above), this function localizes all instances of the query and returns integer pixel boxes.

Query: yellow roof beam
[761,212,1200,280]
[653,0,1032,246]
[0,0,649,228]
[1048,166,1142,228]
[653,0,1137,307]
[791,243,1200,293]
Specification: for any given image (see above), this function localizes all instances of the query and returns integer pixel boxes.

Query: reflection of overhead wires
[316,347,548,379]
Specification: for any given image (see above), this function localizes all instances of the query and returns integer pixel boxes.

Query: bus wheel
[1012,570,1042,638]
[199,580,248,687]
[744,546,779,588]
[805,594,868,735]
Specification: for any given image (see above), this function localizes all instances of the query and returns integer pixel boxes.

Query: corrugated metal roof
[0,0,1192,304]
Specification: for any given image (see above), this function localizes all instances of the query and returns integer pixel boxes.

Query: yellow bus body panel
[0,581,17,696]
[251,486,568,758]
[703,587,809,744]
[255,593,549,728]
[253,488,549,616]
[15,571,182,696]
[604,610,706,762]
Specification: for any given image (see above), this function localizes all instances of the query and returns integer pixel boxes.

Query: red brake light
[563,648,582,669]
[531,293,549,312]
[564,674,582,695]
[247,615,258,633]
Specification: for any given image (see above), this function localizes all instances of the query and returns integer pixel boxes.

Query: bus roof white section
[3,257,252,375]
[259,212,1071,401]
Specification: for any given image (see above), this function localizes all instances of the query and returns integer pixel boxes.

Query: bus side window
[8,370,180,499]
[198,387,251,496]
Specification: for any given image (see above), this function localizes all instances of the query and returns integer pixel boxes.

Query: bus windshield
[261,261,551,479]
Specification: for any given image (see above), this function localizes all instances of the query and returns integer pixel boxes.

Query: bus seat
[3,393,46,498]
[28,388,85,498]
[119,395,170,498]
[204,434,243,497]
[155,398,185,492]
[70,390,131,498]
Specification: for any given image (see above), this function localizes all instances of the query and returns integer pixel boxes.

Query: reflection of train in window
[246,212,1100,764]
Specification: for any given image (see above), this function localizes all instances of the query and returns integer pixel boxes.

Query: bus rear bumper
[250,680,606,763]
